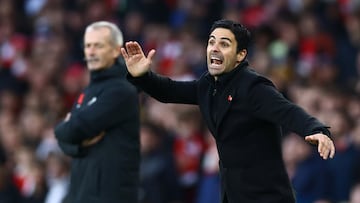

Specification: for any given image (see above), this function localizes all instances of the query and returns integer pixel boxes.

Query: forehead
[84,27,111,43]
[209,28,235,41]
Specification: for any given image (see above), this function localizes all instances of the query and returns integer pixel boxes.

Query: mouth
[86,58,100,63]
[210,55,223,66]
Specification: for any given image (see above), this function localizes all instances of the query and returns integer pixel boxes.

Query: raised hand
[120,41,156,77]
[305,133,335,160]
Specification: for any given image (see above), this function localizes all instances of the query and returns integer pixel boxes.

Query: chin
[208,71,216,75]
[87,67,97,71]
[208,68,223,76]
[89,65,104,70]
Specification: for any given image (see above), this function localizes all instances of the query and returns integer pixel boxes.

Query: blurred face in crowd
[207,28,246,80]
[84,27,120,71]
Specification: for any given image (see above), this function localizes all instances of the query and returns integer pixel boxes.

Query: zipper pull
[212,80,219,96]
[212,88,217,96]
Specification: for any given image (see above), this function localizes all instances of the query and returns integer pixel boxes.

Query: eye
[94,43,104,49]
[220,41,230,48]
[208,39,215,46]
[85,43,105,49]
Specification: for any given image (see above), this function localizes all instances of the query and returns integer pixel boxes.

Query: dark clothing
[0,177,22,203]
[127,60,330,203]
[327,143,360,202]
[55,60,140,203]
[291,150,332,203]
[139,150,182,203]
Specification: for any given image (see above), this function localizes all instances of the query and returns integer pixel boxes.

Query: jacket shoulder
[104,77,137,91]
[235,67,275,96]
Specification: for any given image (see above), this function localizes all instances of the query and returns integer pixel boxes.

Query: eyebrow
[209,35,232,43]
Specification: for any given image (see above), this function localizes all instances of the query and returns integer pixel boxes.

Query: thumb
[305,135,318,145]
[146,49,156,60]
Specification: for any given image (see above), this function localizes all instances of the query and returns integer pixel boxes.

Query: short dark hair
[209,19,251,53]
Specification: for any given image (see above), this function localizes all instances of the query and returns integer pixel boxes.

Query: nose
[85,45,96,55]
[210,42,220,52]
[88,46,96,54]
[210,48,220,55]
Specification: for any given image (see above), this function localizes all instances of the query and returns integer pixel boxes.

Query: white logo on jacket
[87,97,97,106]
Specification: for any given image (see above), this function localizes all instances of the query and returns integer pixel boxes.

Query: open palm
[121,41,156,77]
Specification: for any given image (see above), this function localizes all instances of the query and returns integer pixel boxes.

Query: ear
[236,49,247,63]
[113,46,121,58]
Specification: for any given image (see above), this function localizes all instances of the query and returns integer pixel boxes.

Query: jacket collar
[90,57,127,83]
[205,60,249,86]
[200,60,249,135]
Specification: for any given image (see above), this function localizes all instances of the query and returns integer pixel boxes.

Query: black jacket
[55,60,140,203]
[127,61,330,203]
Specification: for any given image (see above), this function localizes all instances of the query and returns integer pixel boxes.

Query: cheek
[101,52,116,65]
[206,48,211,58]
[84,49,90,56]
[99,51,110,60]
[224,55,237,69]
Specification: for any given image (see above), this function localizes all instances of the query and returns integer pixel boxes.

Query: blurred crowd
[0,0,360,203]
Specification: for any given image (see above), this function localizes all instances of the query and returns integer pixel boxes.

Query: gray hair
[85,21,123,46]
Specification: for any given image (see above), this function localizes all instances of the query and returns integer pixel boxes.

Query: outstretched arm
[305,133,335,160]
[120,41,156,77]
[247,80,336,160]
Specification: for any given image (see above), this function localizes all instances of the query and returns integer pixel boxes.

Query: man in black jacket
[54,21,140,203]
[120,19,336,203]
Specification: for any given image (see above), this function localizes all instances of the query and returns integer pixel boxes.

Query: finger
[93,136,102,143]
[321,145,330,160]
[325,147,331,159]
[317,140,324,158]
[86,135,102,146]
[133,41,145,57]
[318,138,329,159]
[128,41,139,55]
[82,139,91,146]
[147,49,156,60]
[320,138,332,159]
[125,41,135,55]
[325,138,335,159]
[305,136,318,145]
[304,135,313,141]
[133,41,141,52]
[120,47,128,59]
[329,141,336,159]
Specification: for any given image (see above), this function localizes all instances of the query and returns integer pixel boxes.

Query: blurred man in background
[54,21,140,203]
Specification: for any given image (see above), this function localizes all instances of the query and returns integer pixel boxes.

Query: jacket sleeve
[55,85,138,144]
[57,140,85,158]
[54,121,84,157]
[127,71,198,104]
[248,80,330,137]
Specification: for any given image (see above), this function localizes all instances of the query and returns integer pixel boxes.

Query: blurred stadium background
[0,0,360,203]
